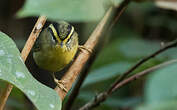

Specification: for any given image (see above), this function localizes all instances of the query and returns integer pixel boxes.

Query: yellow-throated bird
[33,21,82,92]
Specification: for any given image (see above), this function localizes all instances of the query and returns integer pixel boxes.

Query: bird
[33,21,91,92]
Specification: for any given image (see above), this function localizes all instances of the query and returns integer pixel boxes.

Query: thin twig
[108,39,177,94]
[0,16,46,110]
[112,59,177,91]
[79,39,177,110]
[54,7,114,100]
[64,0,131,109]
[79,59,177,110]
[108,0,131,31]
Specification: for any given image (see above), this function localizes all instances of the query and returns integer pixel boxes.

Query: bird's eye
[67,25,72,32]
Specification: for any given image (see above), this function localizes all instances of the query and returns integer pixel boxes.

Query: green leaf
[135,100,177,110]
[0,32,61,110]
[119,38,160,58]
[17,0,107,22]
[119,38,177,59]
[144,63,177,104]
[91,37,162,70]
[83,62,132,87]
[91,38,130,69]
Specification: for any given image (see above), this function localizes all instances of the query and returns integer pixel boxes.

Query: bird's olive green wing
[33,34,41,52]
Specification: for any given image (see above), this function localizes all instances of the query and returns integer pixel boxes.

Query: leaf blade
[0,32,61,110]
[17,0,107,22]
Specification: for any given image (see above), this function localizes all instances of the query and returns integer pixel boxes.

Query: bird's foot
[78,45,92,54]
[52,73,68,93]
[54,79,68,93]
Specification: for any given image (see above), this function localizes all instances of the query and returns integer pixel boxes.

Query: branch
[63,54,97,110]
[21,16,47,61]
[64,0,131,109]
[54,7,114,100]
[0,16,46,110]
[112,59,177,91]
[79,39,177,110]
[79,59,177,110]
[108,0,131,31]
[108,39,177,94]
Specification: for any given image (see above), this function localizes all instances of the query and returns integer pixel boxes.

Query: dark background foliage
[0,0,177,110]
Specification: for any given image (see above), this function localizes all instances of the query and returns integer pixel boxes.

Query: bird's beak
[60,42,63,48]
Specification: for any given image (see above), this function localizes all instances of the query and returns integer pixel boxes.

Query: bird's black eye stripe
[66,30,74,44]
[48,28,57,42]
[65,25,72,39]
[52,22,60,36]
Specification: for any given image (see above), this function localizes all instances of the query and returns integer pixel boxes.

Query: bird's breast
[33,43,78,72]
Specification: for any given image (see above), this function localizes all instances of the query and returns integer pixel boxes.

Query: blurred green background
[0,0,177,110]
